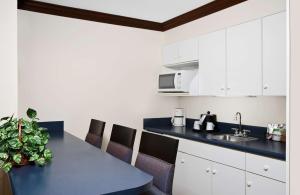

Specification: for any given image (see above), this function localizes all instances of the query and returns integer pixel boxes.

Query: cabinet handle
[263,165,269,171]
[212,170,217,175]
[180,159,185,164]
[264,85,269,90]
[247,181,252,187]
[206,168,210,173]
[227,87,231,90]
[220,87,225,91]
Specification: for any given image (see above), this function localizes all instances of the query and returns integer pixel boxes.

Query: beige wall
[180,97,286,126]
[165,0,286,126]
[0,0,17,117]
[289,0,299,194]
[18,11,178,160]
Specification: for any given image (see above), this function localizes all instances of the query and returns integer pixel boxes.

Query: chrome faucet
[235,112,242,133]
[232,112,251,137]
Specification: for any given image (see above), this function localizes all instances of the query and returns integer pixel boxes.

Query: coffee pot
[199,111,217,131]
[171,108,186,127]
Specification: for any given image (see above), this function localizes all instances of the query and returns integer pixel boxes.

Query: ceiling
[34,0,215,22]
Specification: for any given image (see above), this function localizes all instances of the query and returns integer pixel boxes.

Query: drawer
[246,153,286,182]
[246,172,286,195]
[178,138,245,170]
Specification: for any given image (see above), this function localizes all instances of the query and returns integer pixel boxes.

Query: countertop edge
[144,128,286,161]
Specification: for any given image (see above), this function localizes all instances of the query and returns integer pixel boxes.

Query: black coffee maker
[199,111,217,132]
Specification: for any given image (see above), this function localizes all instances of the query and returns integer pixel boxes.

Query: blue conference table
[8,132,153,195]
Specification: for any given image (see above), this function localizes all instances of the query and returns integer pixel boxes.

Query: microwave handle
[174,73,178,89]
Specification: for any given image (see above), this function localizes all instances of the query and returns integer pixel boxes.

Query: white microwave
[158,70,196,93]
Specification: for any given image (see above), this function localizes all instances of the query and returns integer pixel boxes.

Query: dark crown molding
[163,0,248,31]
[17,0,163,31]
[18,0,247,32]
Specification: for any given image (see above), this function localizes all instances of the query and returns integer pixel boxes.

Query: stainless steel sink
[209,134,258,142]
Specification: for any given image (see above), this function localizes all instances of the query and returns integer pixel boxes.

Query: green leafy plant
[0,108,52,172]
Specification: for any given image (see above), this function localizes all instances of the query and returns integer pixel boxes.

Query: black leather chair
[135,131,179,195]
[106,124,136,164]
[38,121,64,137]
[85,119,106,149]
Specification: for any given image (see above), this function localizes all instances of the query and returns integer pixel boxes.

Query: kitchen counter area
[144,118,286,160]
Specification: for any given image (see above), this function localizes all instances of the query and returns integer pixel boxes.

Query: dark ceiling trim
[18,0,247,32]
[163,0,248,31]
[17,0,164,31]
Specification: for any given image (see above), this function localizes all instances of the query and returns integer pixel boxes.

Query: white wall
[289,0,300,194]
[165,0,286,126]
[180,97,286,126]
[0,1,17,117]
[18,11,178,160]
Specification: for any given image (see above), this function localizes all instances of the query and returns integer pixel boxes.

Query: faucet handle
[242,129,251,137]
[231,128,239,135]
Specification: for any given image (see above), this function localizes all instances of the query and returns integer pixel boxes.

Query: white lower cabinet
[173,152,245,195]
[246,172,286,195]
[212,162,245,195]
[172,138,286,195]
[246,153,286,182]
[173,152,211,195]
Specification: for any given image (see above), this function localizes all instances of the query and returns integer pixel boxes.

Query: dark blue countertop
[9,132,153,195]
[144,118,286,161]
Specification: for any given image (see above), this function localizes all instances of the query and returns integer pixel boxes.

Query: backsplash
[178,96,286,127]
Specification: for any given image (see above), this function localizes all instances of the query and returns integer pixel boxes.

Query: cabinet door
[263,12,286,96]
[227,19,262,96]
[163,43,179,65]
[198,30,226,96]
[212,163,245,195]
[173,152,212,195]
[178,39,198,63]
[246,172,286,195]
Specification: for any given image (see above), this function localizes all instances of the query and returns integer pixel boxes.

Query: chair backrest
[110,124,136,148]
[138,131,178,164]
[38,121,64,137]
[85,119,106,149]
[88,119,106,136]
[106,124,136,163]
[135,131,179,194]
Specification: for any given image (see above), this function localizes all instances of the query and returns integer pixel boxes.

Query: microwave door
[159,74,176,90]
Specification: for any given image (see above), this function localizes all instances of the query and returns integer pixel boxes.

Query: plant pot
[13,155,31,168]
[19,156,29,166]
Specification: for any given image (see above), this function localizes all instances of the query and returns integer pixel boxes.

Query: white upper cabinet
[198,30,226,96]
[163,43,179,65]
[262,12,286,96]
[178,39,198,62]
[227,19,262,96]
[163,39,198,65]
[162,13,286,97]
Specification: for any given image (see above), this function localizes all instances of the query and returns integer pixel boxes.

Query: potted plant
[0,108,52,172]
